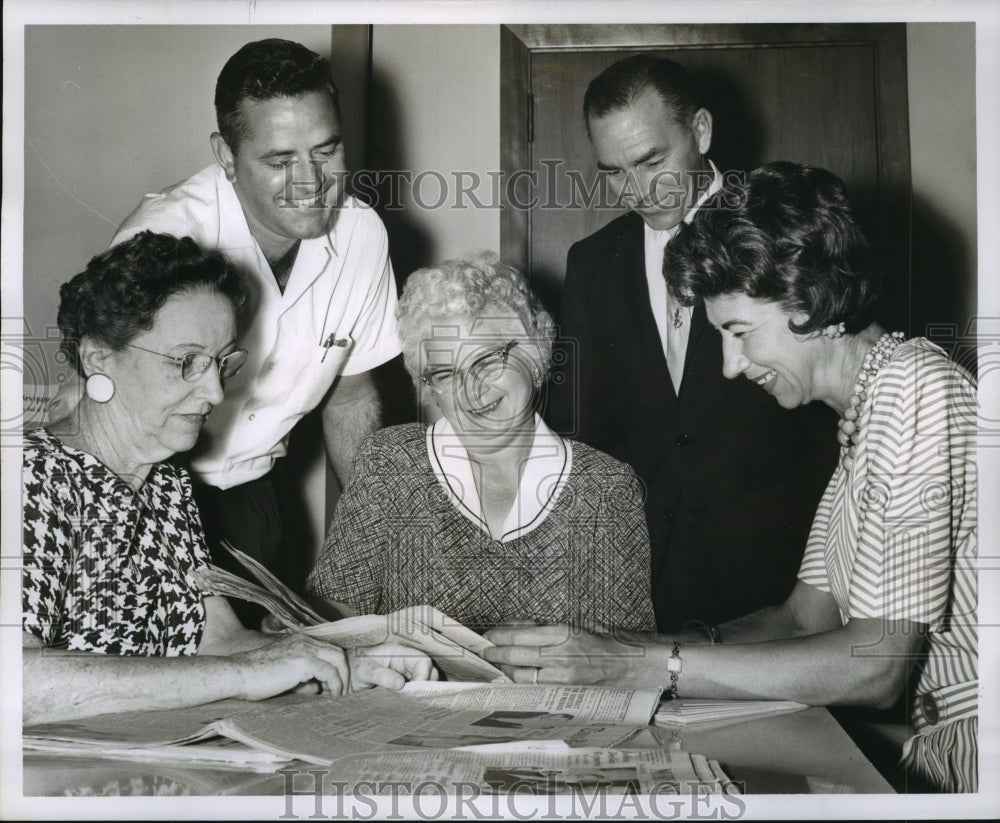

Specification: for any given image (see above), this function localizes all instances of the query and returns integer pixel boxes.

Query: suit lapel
[677,301,725,428]
[685,301,709,366]
[615,216,669,378]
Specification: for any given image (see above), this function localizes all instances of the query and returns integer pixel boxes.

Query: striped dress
[798,338,978,792]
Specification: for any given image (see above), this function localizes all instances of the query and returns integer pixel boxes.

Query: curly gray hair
[397,251,555,389]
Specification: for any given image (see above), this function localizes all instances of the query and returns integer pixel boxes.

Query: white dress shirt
[643,159,723,392]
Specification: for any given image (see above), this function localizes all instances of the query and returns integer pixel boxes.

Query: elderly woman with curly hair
[23,232,432,724]
[485,164,977,793]
[306,252,655,634]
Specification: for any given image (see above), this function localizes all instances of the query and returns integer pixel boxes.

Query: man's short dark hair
[214,38,340,152]
[583,54,702,134]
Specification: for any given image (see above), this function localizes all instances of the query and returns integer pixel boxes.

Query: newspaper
[309,747,741,795]
[24,684,662,767]
[654,698,808,727]
[22,695,314,747]
[22,737,291,773]
[402,681,659,724]
[193,543,506,682]
[212,684,663,763]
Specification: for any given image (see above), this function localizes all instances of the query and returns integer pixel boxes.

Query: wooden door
[500,25,911,330]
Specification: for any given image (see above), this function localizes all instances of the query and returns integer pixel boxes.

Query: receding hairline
[585,83,701,135]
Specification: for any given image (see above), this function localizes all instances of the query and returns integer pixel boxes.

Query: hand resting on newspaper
[484,623,670,687]
[228,634,438,699]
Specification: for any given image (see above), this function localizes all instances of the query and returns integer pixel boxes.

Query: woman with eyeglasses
[22,232,433,724]
[306,251,655,634]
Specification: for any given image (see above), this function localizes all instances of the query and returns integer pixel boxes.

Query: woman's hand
[347,643,439,691]
[260,613,291,635]
[229,636,437,698]
[483,623,668,688]
[228,633,355,698]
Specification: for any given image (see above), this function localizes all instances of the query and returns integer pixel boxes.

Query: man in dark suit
[547,55,837,632]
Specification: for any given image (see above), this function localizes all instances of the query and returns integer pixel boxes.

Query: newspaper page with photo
[23,683,663,766]
[307,746,740,796]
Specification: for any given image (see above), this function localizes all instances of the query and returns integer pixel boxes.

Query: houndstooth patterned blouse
[22,429,208,656]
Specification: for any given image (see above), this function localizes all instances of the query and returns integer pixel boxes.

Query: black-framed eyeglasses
[127,344,249,382]
[420,340,519,394]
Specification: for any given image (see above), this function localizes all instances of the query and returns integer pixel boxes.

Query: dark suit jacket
[546,212,839,631]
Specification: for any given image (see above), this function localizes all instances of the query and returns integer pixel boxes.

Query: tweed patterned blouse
[307,420,656,633]
[22,429,208,656]
[798,338,977,792]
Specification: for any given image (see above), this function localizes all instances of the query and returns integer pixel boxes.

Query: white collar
[644,158,724,248]
[214,166,340,301]
[427,415,572,542]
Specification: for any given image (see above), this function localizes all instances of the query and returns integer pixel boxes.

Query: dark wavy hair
[664,162,881,334]
[58,231,248,375]
[215,38,340,152]
[584,54,702,135]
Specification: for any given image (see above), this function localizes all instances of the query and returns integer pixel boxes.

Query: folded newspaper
[654,698,808,726]
[193,541,506,682]
[316,747,742,796]
[25,685,739,793]
[25,683,662,766]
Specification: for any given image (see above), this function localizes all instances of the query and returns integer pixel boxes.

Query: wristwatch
[666,642,681,699]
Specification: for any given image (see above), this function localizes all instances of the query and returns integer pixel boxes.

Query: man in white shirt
[109,39,400,603]
[547,55,837,631]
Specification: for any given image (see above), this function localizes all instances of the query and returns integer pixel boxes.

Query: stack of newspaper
[654,698,807,727]
[24,686,739,794]
[23,542,740,793]
[24,683,663,766]
[23,683,740,793]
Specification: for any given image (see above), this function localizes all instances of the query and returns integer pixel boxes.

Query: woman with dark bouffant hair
[23,231,431,724]
[486,163,977,793]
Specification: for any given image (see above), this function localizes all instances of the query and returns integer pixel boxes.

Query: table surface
[21,706,893,797]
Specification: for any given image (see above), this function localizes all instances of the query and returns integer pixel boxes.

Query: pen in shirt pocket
[320,333,352,363]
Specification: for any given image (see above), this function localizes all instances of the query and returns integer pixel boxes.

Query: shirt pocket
[277,329,354,415]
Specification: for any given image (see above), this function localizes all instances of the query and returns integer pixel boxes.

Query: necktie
[664,289,686,395]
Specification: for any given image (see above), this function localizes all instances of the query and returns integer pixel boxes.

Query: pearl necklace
[836,331,906,471]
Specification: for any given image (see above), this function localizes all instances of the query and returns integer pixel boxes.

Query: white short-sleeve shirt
[113,165,401,489]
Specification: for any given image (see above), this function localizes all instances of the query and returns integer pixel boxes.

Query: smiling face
[705,292,822,410]
[588,86,712,232]
[421,314,539,451]
[214,90,346,248]
[98,288,239,466]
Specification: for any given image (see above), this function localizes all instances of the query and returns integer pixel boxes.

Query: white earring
[85,373,115,403]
